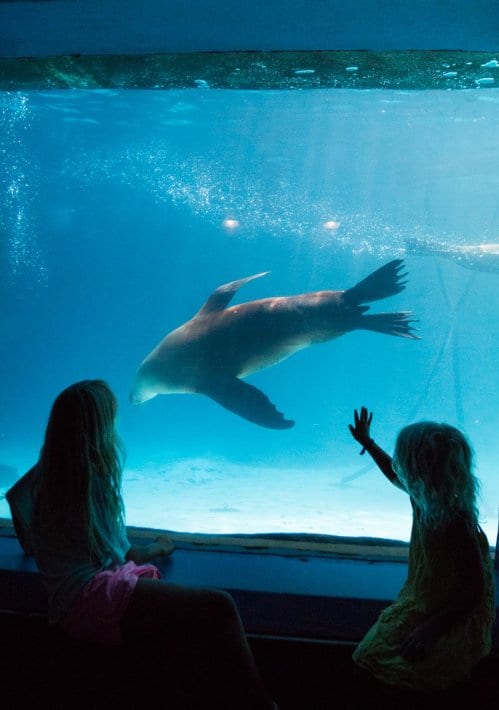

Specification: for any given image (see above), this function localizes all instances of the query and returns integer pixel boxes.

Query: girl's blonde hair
[34,380,126,563]
[393,421,479,528]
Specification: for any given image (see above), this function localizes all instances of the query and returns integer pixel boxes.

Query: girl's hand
[154,534,175,557]
[348,407,373,450]
[126,535,175,564]
[348,408,402,487]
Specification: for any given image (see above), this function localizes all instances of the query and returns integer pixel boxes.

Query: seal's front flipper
[199,377,294,429]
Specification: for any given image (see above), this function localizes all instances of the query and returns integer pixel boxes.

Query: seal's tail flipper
[343,259,407,306]
[361,312,420,340]
[198,376,295,429]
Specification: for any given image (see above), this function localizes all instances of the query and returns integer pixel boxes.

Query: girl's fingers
[352,407,373,433]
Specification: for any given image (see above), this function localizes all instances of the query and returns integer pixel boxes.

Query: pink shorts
[61,561,161,646]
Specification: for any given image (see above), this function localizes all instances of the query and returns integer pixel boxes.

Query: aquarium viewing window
[1,34,499,552]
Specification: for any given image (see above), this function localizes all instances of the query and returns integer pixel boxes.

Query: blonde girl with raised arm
[348,406,495,691]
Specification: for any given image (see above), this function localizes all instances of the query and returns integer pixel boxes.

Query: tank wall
[1,0,499,58]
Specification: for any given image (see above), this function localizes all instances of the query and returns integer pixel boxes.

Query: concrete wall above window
[1,0,499,58]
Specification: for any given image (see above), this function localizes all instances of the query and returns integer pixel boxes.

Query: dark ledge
[0,522,497,648]
[1,50,499,91]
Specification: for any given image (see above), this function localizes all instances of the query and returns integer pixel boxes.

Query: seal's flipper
[343,259,407,306]
[196,272,269,316]
[199,377,294,429]
[361,312,420,339]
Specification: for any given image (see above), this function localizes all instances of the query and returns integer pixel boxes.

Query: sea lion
[406,237,499,273]
[130,259,418,429]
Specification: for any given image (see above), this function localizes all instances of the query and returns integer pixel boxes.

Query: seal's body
[130,259,418,428]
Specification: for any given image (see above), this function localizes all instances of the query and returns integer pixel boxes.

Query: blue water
[1,88,498,542]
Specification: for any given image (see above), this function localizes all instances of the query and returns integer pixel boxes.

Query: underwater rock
[130,260,417,429]
[406,237,499,273]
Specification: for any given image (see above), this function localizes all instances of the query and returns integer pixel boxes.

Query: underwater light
[323,220,341,230]
[222,218,240,230]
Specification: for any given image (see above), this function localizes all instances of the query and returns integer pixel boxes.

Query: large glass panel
[1,57,498,544]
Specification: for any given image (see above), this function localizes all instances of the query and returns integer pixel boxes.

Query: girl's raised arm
[348,407,405,490]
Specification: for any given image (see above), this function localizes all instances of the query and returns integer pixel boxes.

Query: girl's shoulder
[6,464,41,555]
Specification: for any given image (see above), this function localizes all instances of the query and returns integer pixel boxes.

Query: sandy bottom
[121,456,498,544]
[2,457,497,545]
[120,456,497,542]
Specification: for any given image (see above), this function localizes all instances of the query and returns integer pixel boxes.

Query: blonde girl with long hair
[348,407,495,692]
[7,380,275,709]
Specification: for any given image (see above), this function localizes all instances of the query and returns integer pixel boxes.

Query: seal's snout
[129,375,157,405]
[129,384,144,405]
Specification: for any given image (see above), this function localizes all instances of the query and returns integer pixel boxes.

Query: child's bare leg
[121,578,273,709]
